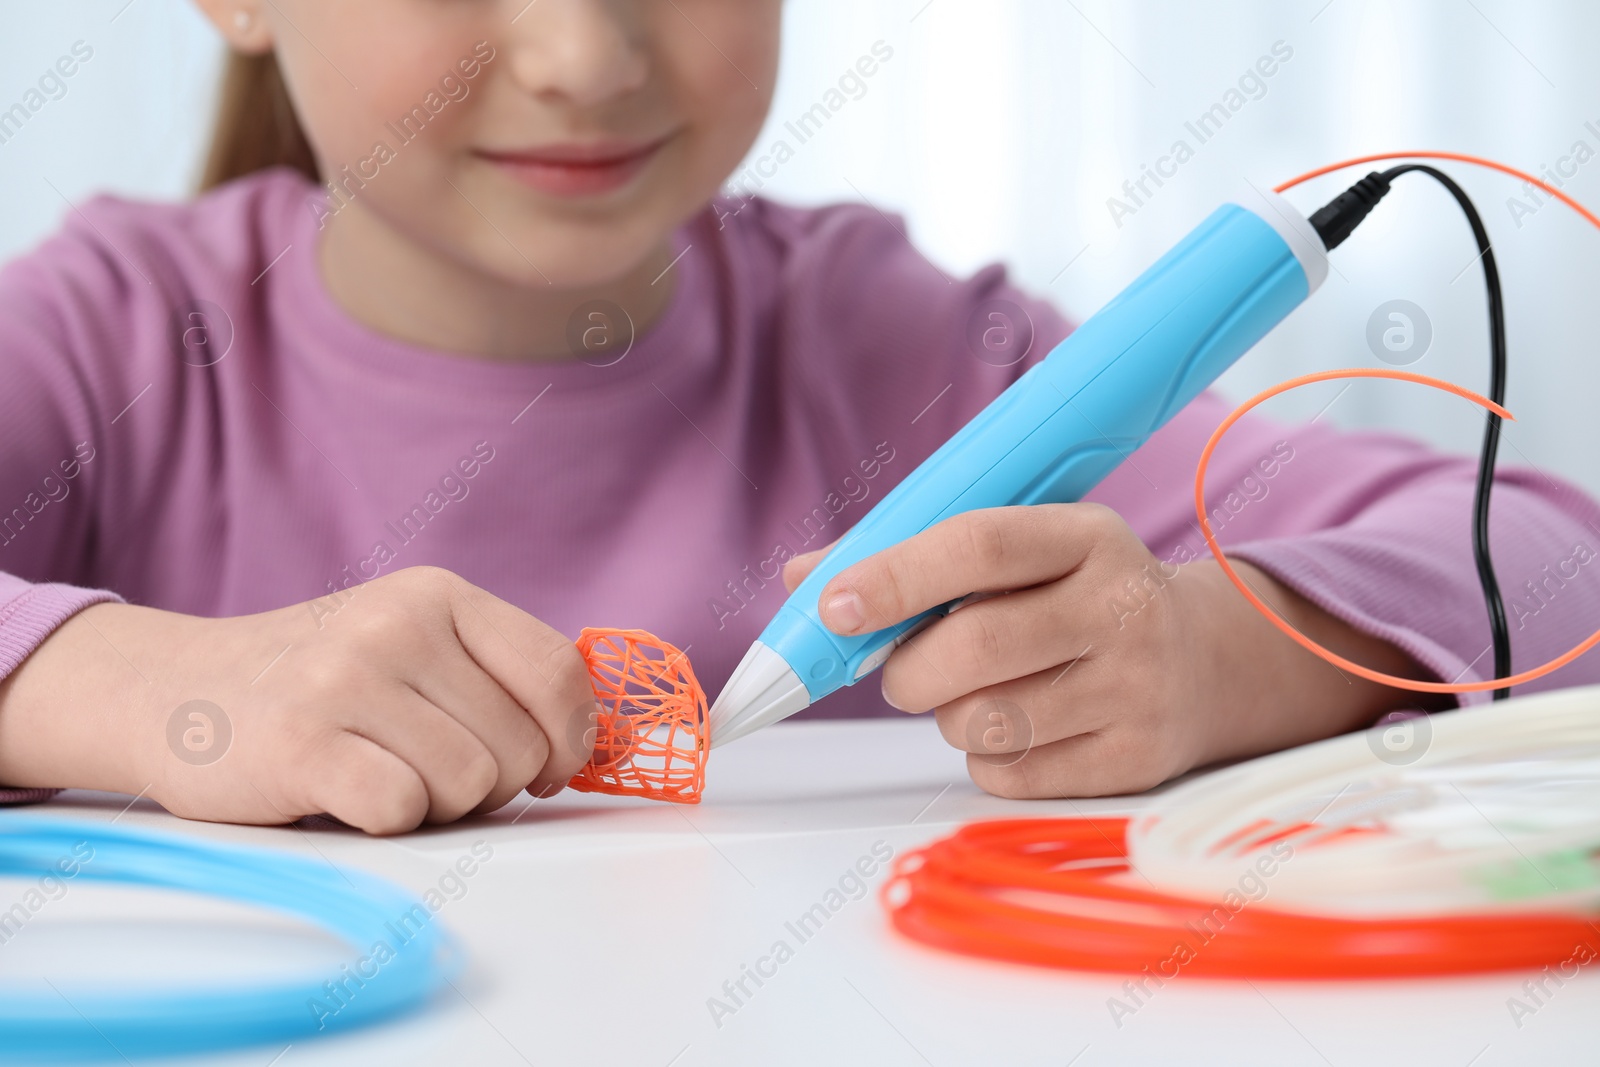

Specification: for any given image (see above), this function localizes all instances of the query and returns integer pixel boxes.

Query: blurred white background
[3,1,1597,493]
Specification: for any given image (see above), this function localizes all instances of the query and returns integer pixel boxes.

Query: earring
[234,10,252,30]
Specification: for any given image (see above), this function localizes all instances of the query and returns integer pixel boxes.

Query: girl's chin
[491,222,682,289]
[477,240,674,293]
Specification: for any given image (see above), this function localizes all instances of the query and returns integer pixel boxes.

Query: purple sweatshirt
[4,169,1600,801]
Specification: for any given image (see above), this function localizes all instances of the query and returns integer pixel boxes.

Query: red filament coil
[881,818,1599,978]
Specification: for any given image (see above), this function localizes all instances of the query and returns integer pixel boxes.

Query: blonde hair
[199,51,319,191]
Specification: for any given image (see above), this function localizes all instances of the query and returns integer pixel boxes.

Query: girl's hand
[0,567,596,833]
[783,505,1437,798]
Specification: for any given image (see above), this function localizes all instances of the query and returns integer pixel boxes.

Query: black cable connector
[1306,165,1512,700]
[1308,171,1393,251]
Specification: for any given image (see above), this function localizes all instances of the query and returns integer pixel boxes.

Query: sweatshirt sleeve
[767,198,1600,708]
[0,214,131,801]
[1105,389,1600,707]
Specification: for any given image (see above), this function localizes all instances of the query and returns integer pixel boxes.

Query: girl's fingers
[817,505,1122,635]
[927,656,1123,756]
[337,688,501,824]
[781,538,841,592]
[882,581,1098,712]
[927,662,1194,799]
[408,643,555,813]
[299,731,430,835]
[436,570,596,786]
[963,725,1183,800]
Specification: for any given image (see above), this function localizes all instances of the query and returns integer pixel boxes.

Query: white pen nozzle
[708,641,811,748]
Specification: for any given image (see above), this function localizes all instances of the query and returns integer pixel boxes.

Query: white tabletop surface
[5,717,1595,1067]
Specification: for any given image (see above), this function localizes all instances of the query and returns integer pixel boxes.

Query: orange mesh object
[568,628,709,804]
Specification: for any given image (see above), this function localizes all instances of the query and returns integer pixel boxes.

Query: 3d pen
[710,180,1379,747]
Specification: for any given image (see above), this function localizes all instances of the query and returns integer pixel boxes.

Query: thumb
[781,539,839,592]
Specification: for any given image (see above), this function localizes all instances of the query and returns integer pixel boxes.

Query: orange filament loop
[1194,153,1600,693]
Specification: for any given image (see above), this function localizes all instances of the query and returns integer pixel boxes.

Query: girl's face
[201,0,780,289]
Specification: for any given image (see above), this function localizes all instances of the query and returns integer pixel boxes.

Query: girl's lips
[477,138,668,198]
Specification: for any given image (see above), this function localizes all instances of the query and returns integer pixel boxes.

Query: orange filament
[568,628,709,804]
[1196,152,1600,694]
[882,818,1599,977]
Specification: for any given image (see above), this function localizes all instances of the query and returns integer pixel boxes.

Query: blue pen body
[715,195,1325,739]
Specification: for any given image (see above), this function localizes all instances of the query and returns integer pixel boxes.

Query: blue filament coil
[0,815,460,1062]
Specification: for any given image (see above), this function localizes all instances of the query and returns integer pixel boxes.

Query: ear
[191,0,275,55]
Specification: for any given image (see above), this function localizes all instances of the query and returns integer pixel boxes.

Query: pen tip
[707,641,811,747]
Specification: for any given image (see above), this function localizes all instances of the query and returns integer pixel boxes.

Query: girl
[0,0,1596,834]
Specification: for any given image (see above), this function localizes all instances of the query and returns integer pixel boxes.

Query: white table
[5,718,1594,1066]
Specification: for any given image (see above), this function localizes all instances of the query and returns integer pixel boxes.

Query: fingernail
[824,590,864,633]
[880,679,905,711]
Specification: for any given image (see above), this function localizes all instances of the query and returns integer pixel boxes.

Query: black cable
[1308,167,1511,700]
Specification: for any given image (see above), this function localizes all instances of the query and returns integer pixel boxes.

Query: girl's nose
[506,0,650,108]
